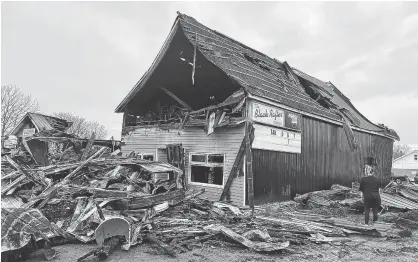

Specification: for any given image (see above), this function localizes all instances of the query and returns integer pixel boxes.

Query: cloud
[2,2,418,143]
[354,93,418,143]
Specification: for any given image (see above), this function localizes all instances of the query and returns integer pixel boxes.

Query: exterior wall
[251,116,394,205]
[15,123,32,138]
[121,125,246,205]
[393,151,418,169]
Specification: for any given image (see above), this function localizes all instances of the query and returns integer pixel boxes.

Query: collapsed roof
[115,12,398,140]
[9,113,73,136]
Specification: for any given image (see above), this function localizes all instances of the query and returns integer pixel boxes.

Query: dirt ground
[24,233,418,262]
[23,202,418,262]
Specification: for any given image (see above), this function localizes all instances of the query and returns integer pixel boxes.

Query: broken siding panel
[122,126,245,205]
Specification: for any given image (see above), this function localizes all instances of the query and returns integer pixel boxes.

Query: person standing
[359,166,381,225]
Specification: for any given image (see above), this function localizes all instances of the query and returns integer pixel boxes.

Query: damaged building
[114,12,399,207]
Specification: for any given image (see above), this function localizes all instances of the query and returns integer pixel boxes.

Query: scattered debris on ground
[2,131,418,261]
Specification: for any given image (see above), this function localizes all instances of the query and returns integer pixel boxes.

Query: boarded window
[189,153,225,186]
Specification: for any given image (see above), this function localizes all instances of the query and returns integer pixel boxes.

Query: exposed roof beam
[159,87,192,110]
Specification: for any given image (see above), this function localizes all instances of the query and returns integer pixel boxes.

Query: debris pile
[381,181,418,210]
[294,183,418,212]
[2,133,418,261]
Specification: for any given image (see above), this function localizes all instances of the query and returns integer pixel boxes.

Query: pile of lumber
[2,132,417,260]
[294,183,418,211]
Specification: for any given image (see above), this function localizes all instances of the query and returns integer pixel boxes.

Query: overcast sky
[2,2,417,143]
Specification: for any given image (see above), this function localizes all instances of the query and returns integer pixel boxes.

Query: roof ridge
[178,12,283,67]
[393,149,418,162]
[28,112,69,123]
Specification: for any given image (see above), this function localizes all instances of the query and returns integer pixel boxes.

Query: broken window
[189,153,224,186]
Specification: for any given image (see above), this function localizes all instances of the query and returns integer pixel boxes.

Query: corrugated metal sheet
[122,125,245,205]
[28,113,53,131]
[381,192,418,209]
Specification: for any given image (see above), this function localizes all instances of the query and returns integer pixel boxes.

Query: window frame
[188,152,226,188]
[137,152,155,161]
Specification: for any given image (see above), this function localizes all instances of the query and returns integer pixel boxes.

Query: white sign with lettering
[252,124,301,153]
[23,128,35,138]
[252,102,284,127]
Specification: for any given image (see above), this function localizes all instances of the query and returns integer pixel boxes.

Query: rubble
[2,132,418,261]
[294,182,418,212]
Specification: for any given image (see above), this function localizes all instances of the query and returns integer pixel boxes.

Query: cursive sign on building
[252,102,284,127]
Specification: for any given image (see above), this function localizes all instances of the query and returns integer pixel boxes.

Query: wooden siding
[252,116,394,205]
[252,150,299,205]
[122,126,246,205]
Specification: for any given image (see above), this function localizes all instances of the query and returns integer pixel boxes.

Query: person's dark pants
[364,195,381,224]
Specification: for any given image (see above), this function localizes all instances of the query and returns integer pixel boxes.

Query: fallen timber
[2,130,418,260]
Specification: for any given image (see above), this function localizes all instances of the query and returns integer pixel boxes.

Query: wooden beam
[159,87,192,110]
[219,138,246,201]
[6,156,48,187]
[144,234,176,257]
[219,121,255,202]
[245,122,255,213]
[24,147,107,209]
[80,132,96,161]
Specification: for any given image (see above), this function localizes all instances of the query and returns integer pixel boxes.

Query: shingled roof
[115,12,398,140]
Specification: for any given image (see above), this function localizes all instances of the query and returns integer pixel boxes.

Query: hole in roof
[243,53,271,72]
[341,108,360,126]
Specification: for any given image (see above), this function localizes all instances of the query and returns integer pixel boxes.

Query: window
[414,154,417,161]
[189,153,225,187]
[137,153,155,161]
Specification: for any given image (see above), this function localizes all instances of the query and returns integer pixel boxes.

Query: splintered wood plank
[245,122,255,212]
[204,224,289,252]
[219,138,246,201]
[80,133,96,161]
[6,156,48,187]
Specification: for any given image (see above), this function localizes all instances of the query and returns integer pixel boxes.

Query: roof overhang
[8,113,38,136]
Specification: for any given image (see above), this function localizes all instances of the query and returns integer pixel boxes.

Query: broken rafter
[80,132,96,161]
[23,147,107,209]
[192,31,197,86]
[6,156,48,187]
[159,87,192,110]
